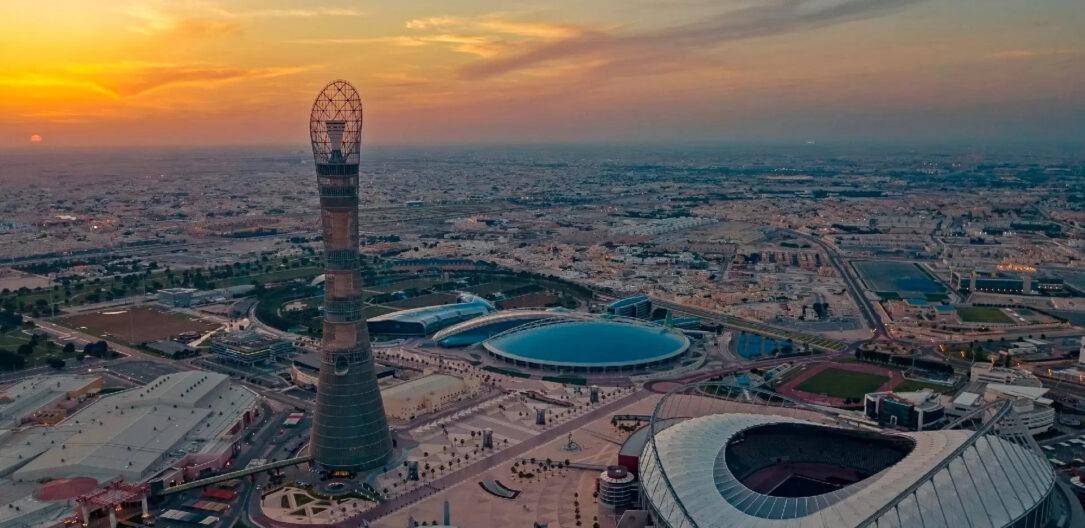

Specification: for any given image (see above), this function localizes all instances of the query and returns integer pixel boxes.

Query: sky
[1,0,1083,147]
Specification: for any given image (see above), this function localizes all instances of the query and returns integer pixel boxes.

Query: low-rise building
[864,389,946,431]
[157,287,198,307]
[946,383,1055,436]
[381,374,480,420]
[969,362,1042,387]
[210,331,292,366]
[0,375,101,428]
[148,339,197,359]
[7,371,259,483]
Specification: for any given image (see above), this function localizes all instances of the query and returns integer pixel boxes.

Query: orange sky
[1,0,1083,146]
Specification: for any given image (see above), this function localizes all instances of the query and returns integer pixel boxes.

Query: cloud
[291,36,427,47]
[0,62,315,99]
[116,5,239,37]
[992,49,1082,59]
[300,14,584,59]
[212,6,365,18]
[116,2,363,37]
[294,34,505,58]
[406,16,462,30]
[460,0,924,79]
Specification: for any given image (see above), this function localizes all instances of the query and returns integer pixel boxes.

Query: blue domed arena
[482,319,690,372]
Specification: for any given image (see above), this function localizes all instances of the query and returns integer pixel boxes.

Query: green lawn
[956,306,1014,324]
[796,368,889,400]
[0,330,32,348]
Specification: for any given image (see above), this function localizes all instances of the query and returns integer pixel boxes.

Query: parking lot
[107,360,184,384]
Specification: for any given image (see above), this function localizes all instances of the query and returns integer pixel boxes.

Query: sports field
[956,306,1014,324]
[61,306,219,345]
[795,367,890,400]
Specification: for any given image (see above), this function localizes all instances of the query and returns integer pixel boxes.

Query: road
[783,229,888,340]
[651,298,848,353]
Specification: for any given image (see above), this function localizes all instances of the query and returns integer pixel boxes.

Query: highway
[782,229,888,340]
[651,298,849,353]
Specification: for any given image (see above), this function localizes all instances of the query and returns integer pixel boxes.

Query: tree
[17,343,33,356]
[63,342,76,355]
[47,357,66,370]
[83,341,109,358]
[0,350,26,370]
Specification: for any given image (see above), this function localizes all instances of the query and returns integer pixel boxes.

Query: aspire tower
[308,80,393,470]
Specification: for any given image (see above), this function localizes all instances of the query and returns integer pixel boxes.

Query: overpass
[651,298,849,353]
[154,456,312,496]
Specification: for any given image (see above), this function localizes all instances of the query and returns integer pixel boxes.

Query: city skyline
[2,0,1084,147]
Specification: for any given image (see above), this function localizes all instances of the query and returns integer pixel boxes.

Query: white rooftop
[952,392,981,407]
[383,374,464,402]
[0,375,99,427]
[985,383,1053,405]
[9,371,256,482]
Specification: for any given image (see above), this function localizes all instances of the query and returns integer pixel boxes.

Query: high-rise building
[308,80,393,471]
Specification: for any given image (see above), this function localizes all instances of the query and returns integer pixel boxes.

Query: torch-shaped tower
[308,80,392,470]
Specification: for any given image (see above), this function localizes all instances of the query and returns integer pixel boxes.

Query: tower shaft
[309,81,392,471]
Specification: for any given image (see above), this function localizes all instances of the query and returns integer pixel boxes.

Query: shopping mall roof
[0,375,100,427]
[10,371,257,482]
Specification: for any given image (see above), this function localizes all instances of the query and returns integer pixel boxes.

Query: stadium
[367,294,495,336]
[633,381,1080,528]
[432,309,580,347]
[480,316,690,372]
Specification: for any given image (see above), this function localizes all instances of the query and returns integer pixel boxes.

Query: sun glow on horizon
[1,0,1083,147]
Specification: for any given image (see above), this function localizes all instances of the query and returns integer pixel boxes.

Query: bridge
[651,298,849,353]
[154,456,312,496]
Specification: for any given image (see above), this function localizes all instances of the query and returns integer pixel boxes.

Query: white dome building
[638,384,1071,528]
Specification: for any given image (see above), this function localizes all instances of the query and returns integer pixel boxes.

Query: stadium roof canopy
[369,296,494,335]
[640,413,1055,528]
[607,296,651,309]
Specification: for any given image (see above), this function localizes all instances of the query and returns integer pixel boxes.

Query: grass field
[796,368,889,400]
[956,306,1014,324]
[61,306,219,345]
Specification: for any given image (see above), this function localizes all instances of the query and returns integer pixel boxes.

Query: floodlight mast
[308,80,393,471]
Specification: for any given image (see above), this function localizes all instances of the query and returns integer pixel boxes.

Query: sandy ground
[373,395,662,528]
[0,269,53,291]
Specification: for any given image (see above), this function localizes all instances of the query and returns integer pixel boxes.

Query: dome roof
[640,414,1055,528]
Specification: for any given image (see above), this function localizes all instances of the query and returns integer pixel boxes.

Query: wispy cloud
[115,2,363,37]
[0,62,315,99]
[293,34,507,58]
[210,6,365,18]
[405,16,462,30]
[299,14,585,59]
[115,4,239,37]
[460,0,924,79]
[992,49,1082,59]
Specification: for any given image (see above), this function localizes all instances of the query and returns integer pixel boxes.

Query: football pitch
[796,368,890,400]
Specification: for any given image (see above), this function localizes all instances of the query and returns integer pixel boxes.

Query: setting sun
[29,134,42,143]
